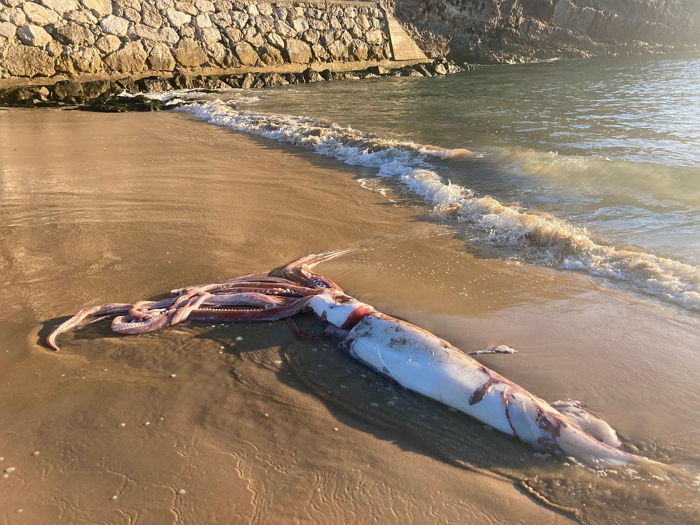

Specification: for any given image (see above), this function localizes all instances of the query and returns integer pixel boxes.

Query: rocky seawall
[1,0,694,107]
[0,0,443,106]
[388,0,700,63]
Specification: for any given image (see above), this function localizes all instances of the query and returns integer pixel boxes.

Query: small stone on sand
[4,466,15,474]
[264,413,269,417]
[144,421,151,426]
[333,427,339,432]
[178,488,186,495]
[118,423,126,428]
[235,336,243,342]
[110,495,118,500]
[170,373,177,378]
[32,451,40,456]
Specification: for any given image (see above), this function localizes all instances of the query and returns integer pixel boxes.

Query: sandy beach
[1,108,698,524]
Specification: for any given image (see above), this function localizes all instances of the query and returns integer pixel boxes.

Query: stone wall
[388,0,699,63]
[0,0,428,88]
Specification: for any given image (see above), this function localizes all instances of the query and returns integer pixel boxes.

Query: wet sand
[1,108,698,524]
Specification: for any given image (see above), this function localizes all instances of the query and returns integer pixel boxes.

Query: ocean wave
[176,98,700,313]
[495,148,700,207]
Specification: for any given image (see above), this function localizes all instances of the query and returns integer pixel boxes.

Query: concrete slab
[384,11,429,62]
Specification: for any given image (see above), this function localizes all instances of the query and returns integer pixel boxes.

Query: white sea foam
[357,178,394,201]
[176,99,700,313]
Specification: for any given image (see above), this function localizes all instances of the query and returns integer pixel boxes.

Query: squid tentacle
[281,250,354,290]
[46,303,132,351]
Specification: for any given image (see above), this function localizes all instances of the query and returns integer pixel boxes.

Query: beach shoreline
[1,107,698,524]
[0,108,582,524]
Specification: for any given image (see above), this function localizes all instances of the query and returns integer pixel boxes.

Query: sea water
[168,54,700,314]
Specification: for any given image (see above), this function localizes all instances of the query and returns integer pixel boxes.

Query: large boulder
[311,43,329,61]
[105,41,147,73]
[366,30,383,45]
[82,0,112,17]
[175,37,207,67]
[230,10,248,28]
[233,41,258,66]
[327,40,346,59]
[267,32,285,49]
[41,0,79,14]
[0,22,17,39]
[195,0,215,13]
[128,23,158,41]
[100,15,130,37]
[5,8,27,26]
[258,44,284,65]
[148,42,176,70]
[96,34,121,53]
[166,8,191,28]
[17,25,53,47]
[206,41,228,66]
[284,38,312,63]
[195,13,212,28]
[158,27,180,44]
[23,3,60,25]
[72,46,103,73]
[198,26,221,44]
[4,43,55,76]
[54,22,95,45]
[141,3,163,29]
[350,40,369,61]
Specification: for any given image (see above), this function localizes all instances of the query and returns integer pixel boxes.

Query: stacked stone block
[0,0,392,81]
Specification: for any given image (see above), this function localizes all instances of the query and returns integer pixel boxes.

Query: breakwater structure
[0,0,459,107]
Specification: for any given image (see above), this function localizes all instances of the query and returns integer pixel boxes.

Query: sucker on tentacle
[45,251,655,468]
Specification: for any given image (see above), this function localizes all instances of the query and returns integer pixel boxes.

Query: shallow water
[184,53,700,312]
[1,59,699,525]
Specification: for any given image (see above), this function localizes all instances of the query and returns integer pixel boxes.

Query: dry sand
[1,108,697,524]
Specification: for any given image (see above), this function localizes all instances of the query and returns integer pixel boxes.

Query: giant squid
[46,251,653,467]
